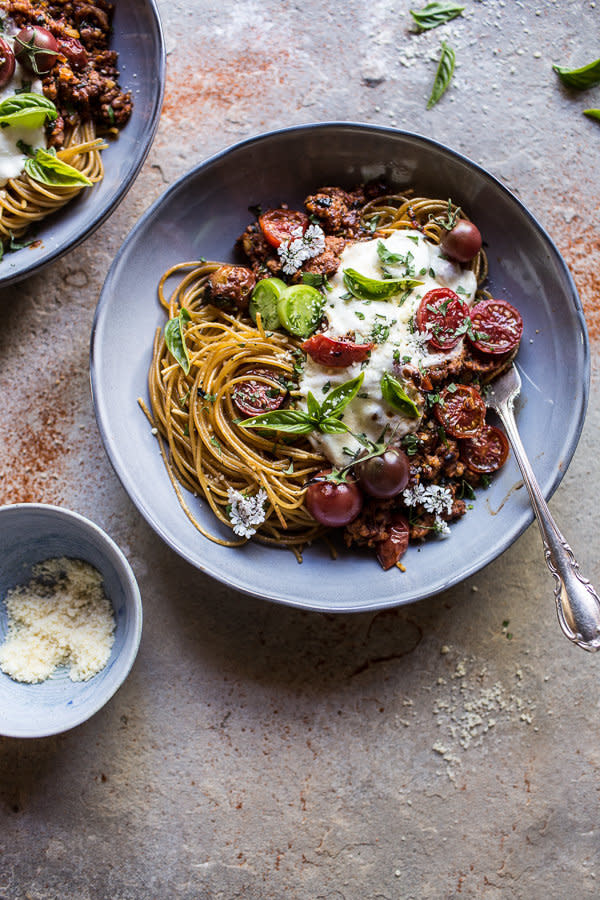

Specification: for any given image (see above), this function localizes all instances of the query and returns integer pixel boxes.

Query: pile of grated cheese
[0,557,115,683]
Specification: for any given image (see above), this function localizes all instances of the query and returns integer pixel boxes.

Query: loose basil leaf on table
[410,1,464,32]
[24,147,93,187]
[0,92,57,128]
[165,307,192,374]
[583,109,600,121]
[553,57,600,90]
[427,41,456,109]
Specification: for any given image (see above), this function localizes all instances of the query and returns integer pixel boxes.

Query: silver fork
[486,364,600,652]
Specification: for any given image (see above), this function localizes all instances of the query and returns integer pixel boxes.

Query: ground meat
[462,344,517,383]
[4,0,132,141]
[304,181,389,238]
[299,235,347,277]
[304,186,368,237]
[344,498,395,548]
[238,223,280,277]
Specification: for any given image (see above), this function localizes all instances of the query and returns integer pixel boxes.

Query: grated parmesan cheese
[0,557,115,683]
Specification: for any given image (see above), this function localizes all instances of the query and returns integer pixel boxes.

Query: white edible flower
[277,223,326,274]
[433,516,451,537]
[227,488,268,538]
[402,483,453,516]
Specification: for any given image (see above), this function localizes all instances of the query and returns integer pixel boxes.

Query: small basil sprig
[24,147,93,187]
[343,268,422,301]
[240,372,364,435]
[553,56,600,90]
[164,307,192,374]
[381,372,421,419]
[427,41,455,109]
[410,2,464,32]
[0,93,57,129]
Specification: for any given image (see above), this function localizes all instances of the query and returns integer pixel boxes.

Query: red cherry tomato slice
[258,209,309,248]
[376,513,410,570]
[0,38,16,88]
[434,384,486,439]
[460,425,509,473]
[468,299,523,356]
[305,471,363,527]
[416,288,469,352]
[231,368,287,417]
[302,333,374,367]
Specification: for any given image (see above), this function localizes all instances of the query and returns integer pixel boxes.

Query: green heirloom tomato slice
[248,277,286,330]
[277,284,323,338]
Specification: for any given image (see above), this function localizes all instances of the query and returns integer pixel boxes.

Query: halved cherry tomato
[376,513,410,570]
[305,471,363,527]
[302,333,374,367]
[258,209,309,248]
[434,384,486,438]
[231,368,287,417]
[460,424,509,473]
[416,288,469,352]
[0,38,15,88]
[468,299,523,356]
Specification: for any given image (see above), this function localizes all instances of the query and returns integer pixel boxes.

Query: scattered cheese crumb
[0,558,115,683]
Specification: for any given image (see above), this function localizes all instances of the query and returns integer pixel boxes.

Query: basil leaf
[0,93,57,128]
[306,391,322,420]
[164,307,191,374]
[319,417,351,434]
[584,108,600,121]
[410,1,464,31]
[381,372,421,419]
[553,57,600,90]
[320,372,365,419]
[240,409,315,434]
[24,147,93,187]
[427,41,455,109]
[343,268,422,301]
[376,241,405,267]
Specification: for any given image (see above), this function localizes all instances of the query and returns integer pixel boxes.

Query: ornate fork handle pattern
[495,393,600,651]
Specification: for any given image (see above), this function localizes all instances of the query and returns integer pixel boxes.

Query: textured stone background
[1,1,599,897]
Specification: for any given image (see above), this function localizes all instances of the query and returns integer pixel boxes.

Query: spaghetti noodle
[145,189,521,566]
[0,123,104,242]
[147,261,328,551]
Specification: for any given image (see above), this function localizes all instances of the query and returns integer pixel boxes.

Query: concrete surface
[1,1,600,897]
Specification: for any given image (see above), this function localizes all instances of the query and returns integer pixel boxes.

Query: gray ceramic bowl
[0,504,142,738]
[0,0,165,287]
[91,123,590,613]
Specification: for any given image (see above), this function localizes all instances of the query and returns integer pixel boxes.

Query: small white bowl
[0,503,142,738]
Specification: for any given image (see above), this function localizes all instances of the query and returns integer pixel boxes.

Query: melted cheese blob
[298,231,477,466]
[0,62,46,187]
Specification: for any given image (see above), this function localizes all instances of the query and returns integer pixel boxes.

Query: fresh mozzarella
[298,231,477,466]
[0,64,46,186]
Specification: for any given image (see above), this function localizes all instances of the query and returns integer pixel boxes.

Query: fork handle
[497,403,600,652]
